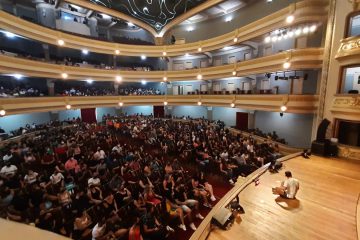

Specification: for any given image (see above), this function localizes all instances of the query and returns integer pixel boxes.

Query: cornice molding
[0,94,318,116]
[330,95,360,121]
[335,36,360,65]
[0,48,324,82]
[0,0,328,57]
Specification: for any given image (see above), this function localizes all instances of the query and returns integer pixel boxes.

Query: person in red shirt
[65,156,80,173]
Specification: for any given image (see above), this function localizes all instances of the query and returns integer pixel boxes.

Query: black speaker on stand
[311,119,332,156]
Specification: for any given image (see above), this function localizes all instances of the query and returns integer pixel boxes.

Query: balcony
[330,94,360,121]
[0,94,318,116]
[0,0,328,57]
[0,48,324,82]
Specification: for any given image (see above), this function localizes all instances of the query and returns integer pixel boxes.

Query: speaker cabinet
[211,207,234,230]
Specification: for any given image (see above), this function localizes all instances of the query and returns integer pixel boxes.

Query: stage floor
[208,155,360,240]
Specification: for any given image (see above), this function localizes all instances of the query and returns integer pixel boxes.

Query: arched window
[346,12,360,37]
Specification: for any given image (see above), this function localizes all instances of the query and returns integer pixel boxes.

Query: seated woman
[73,210,92,239]
[197,172,216,202]
[143,185,162,206]
[190,176,212,208]
[87,184,103,205]
[133,193,147,214]
[142,204,171,240]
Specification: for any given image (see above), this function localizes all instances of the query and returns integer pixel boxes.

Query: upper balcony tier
[0,94,318,116]
[0,48,324,82]
[0,0,328,57]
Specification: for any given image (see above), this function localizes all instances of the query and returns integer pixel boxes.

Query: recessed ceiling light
[303,26,309,34]
[82,49,89,55]
[141,80,146,85]
[163,52,167,56]
[283,62,291,69]
[115,50,120,55]
[128,22,135,27]
[86,79,93,84]
[163,77,167,81]
[61,73,68,79]
[118,102,123,106]
[265,36,271,43]
[66,104,71,110]
[198,47,202,52]
[280,105,287,112]
[231,103,235,108]
[197,101,202,106]
[0,109,6,116]
[232,71,236,76]
[116,76,122,82]
[141,55,146,60]
[310,24,317,32]
[187,26,194,32]
[233,37,238,43]
[163,101,168,106]
[197,74,202,80]
[295,28,301,36]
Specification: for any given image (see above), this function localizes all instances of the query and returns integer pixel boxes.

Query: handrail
[0,48,324,82]
[0,0,328,57]
[189,152,302,240]
[0,94,319,116]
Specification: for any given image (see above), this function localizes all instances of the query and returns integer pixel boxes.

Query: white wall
[171,106,207,118]
[254,111,314,148]
[0,112,51,133]
[58,109,81,121]
[123,106,153,116]
[96,107,117,122]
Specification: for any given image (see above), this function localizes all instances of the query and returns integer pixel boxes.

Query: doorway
[236,112,249,130]
[153,106,165,118]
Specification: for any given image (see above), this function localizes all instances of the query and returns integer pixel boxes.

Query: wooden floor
[208,156,360,240]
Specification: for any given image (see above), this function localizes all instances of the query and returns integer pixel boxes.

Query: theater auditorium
[0,0,359,239]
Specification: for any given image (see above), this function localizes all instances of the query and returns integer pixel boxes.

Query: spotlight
[57,39,65,46]
[265,36,271,43]
[163,101,168,106]
[197,101,202,106]
[13,74,23,80]
[197,74,202,80]
[198,47,202,52]
[4,31,15,38]
[116,76,122,82]
[118,102,123,106]
[230,103,235,108]
[280,105,287,112]
[0,109,6,116]
[82,49,89,55]
[286,15,294,24]
[283,62,291,69]
[225,16,232,22]
[115,50,120,55]
[141,55,146,60]
[62,73,68,79]
[141,80,147,85]
[66,104,71,110]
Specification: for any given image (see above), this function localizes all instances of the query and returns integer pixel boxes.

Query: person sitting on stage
[272,171,299,199]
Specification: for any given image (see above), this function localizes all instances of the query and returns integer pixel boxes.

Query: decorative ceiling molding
[64,0,158,37]
[0,48,324,82]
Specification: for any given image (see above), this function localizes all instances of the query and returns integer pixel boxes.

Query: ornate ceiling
[90,0,206,31]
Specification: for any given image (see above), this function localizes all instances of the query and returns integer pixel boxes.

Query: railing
[335,35,360,65]
[0,48,324,82]
[0,0,328,56]
[330,94,360,121]
[189,152,302,240]
[0,94,319,116]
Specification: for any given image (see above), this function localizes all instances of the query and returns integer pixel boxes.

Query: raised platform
[208,156,360,240]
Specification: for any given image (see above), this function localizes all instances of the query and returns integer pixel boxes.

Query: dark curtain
[236,112,248,130]
[81,108,97,123]
[153,106,165,118]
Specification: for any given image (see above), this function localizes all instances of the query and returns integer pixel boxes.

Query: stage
[208,155,360,240]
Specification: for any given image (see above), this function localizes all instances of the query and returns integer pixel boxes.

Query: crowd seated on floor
[245,128,287,145]
[0,86,44,98]
[0,115,281,239]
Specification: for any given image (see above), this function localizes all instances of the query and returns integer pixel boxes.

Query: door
[292,78,304,94]
[236,112,248,130]
[173,85,179,95]
[81,108,97,123]
[244,52,251,60]
[214,58,222,66]
[153,106,164,118]
[228,56,236,64]
[200,60,208,68]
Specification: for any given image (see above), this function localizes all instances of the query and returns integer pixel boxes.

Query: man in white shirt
[272,171,299,199]
[0,162,18,178]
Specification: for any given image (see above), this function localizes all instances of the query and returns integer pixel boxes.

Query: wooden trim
[0,48,324,82]
[357,193,360,240]
[0,0,328,57]
[344,10,360,38]
[0,95,319,116]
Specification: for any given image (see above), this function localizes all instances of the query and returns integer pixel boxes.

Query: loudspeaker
[316,119,330,142]
[311,140,330,156]
[211,207,234,230]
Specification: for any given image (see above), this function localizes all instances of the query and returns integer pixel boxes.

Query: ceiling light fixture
[141,80,147,85]
[86,79,93,84]
[13,74,23,80]
[295,28,301,36]
[163,101,168,106]
[302,26,309,34]
[283,62,291,69]
[231,103,235,108]
[198,47,202,52]
[62,73,68,79]
[118,102,123,106]
[197,74,202,80]
[197,101,202,106]
[57,39,65,46]
[163,52,167,56]
[0,109,6,116]
[66,104,71,110]
[82,49,89,55]
[163,77,167,81]
[280,105,287,112]
[232,71,236,76]
[286,15,294,24]
[265,36,271,43]
[116,76,122,82]
[234,37,238,43]
[225,16,232,22]
[4,31,15,38]
[141,55,147,60]
[115,50,120,55]
[310,24,317,32]
[187,26,194,32]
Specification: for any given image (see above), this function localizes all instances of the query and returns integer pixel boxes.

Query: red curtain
[236,112,248,130]
[81,108,97,123]
[153,106,165,118]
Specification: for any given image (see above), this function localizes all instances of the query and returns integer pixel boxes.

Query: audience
[0,86,44,98]
[0,115,281,239]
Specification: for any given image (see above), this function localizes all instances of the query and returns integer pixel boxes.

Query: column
[114,83,119,95]
[207,107,213,121]
[47,79,55,96]
[207,81,213,94]
[248,111,255,129]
